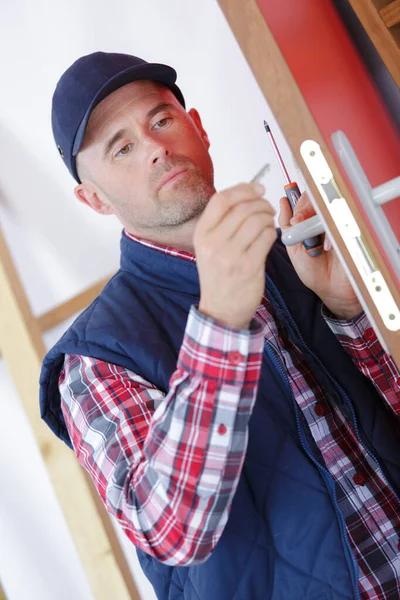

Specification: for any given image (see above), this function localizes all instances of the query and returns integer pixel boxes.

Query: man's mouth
[157,168,189,192]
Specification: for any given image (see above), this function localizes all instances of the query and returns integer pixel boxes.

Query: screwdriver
[263,121,323,257]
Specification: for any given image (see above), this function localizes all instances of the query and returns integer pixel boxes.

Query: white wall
[0,1,305,598]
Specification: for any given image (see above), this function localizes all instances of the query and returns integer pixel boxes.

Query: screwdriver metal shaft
[263,120,323,257]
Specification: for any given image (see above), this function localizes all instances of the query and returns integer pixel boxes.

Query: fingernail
[254,183,265,194]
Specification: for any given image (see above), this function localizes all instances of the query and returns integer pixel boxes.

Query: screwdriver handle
[284,182,324,257]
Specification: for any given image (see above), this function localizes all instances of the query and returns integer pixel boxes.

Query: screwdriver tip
[263,120,270,132]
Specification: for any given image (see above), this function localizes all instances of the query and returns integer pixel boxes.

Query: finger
[213,199,275,247]
[246,223,277,266]
[278,196,293,231]
[198,183,265,233]
[323,234,332,252]
[233,211,276,254]
[290,191,316,225]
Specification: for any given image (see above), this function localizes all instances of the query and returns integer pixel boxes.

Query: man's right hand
[194,183,277,330]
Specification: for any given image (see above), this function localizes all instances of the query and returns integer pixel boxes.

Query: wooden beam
[0,581,6,600]
[347,0,400,88]
[217,0,400,366]
[37,276,112,332]
[0,227,139,600]
[379,0,400,28]
[372,0,394,11]
[0,277,112,360]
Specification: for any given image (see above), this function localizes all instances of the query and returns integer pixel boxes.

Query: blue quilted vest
[40,232,400,600]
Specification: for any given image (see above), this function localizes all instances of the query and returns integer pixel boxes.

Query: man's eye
[153,117,171,129]
[116,144,132,157]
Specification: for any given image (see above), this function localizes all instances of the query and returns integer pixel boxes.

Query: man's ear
[74,182,114,215]
[188,108,210,149]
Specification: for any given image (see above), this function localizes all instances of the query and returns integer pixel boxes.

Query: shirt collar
[124,229,196,263]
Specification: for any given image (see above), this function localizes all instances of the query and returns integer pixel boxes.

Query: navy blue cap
[51,51,186,183]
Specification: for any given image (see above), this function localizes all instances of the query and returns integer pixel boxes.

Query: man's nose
[143,132,171,165]
[151,147,170,165]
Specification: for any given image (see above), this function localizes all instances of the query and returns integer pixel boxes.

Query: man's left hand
[278,192,363,320]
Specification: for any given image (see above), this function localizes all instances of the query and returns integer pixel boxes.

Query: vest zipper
[265,275,400,506]
[263,339,360,599]
[264,275,368,600]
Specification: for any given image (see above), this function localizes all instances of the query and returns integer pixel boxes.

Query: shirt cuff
[321,305,385,360]
[177,305,265,386]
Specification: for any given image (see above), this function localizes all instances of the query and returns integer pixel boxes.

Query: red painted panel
[257,0,400,277]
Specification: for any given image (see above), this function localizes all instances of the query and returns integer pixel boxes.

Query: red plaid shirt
[59,232,400,598]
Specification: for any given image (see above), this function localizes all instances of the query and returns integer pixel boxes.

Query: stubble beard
[152,170,215,229]
[126,168,215,231]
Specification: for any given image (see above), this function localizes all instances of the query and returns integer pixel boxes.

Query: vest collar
[120,230,201,297]
[119,229,316,319]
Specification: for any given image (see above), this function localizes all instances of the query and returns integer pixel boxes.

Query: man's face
[75,80,215,237]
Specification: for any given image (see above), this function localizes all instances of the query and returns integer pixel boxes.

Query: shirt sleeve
[322,307,400,415]
[59,305,265,566]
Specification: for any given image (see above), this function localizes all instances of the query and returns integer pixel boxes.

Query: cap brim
[72,63,185,159]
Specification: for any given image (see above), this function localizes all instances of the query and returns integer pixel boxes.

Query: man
[40,52,400,600]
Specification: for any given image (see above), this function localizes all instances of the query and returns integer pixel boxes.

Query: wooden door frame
[217,0,400,365]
